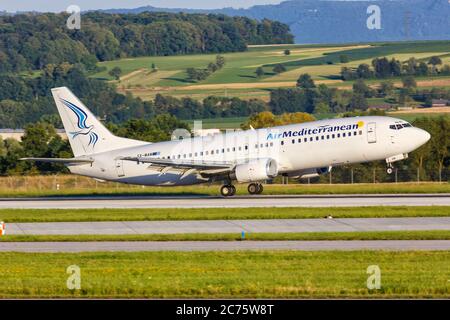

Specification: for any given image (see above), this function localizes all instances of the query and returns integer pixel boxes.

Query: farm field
[93,41,450,101]
[1,251,449,298]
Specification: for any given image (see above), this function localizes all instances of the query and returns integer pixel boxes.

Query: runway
[2,240,450,252]
[6,217,450,235]
[1,194,449,209]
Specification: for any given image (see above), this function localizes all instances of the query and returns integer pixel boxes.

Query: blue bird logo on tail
[60,99,98,147]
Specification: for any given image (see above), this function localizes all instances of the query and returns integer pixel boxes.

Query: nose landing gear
[386,163,394,175]
[248,183,264,195]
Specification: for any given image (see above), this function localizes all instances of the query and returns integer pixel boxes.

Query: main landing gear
[248,183,263,195]
[220,184,236,197]
[220,183,264,197]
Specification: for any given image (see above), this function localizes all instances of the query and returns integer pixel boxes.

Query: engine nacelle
[232,158,278,183]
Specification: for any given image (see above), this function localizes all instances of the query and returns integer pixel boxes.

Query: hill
[101,0,450,44]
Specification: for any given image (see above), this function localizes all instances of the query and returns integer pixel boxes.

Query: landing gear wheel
[248,183,259,195]
[229,185,236,196]
[220,185,235,197]
[256,183,264,194]
[387,167,393,175]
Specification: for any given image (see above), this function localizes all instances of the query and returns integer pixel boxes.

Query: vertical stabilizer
[51,87,146,156]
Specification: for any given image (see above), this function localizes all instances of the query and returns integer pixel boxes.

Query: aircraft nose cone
[417,128,431,146]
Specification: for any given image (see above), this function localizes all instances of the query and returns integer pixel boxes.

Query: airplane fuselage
[68,116,430,186]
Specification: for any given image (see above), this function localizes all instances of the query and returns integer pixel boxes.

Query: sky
[0,0,286,13]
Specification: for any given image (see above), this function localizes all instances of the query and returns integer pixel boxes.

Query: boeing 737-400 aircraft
[22,87,431,197]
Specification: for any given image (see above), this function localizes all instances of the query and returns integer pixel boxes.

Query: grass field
[0,174,448,197]
[1,251,449,298]
[93,41,450,101]
[0,206,448,223]
[2,231,450,242]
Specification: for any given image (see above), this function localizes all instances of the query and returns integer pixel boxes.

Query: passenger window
[343,133,346,137]
[359,130,362,135]
[354,132,357,136]
[281,141,284,146]
[298,138,301,143]
[245,145,248,150]
[255,144,258,148]
[326,135,330,139]
[211,150,214,155]
[321,136,324,140]
[292,139,295,144]
[304,138,307,142]
[332,134,335,139]
[270,142,273,147]
[337,133,340,138]
[310,137,313,142]
[316,136,319,141]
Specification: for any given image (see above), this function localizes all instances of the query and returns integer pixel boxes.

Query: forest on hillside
[0,12,293,73]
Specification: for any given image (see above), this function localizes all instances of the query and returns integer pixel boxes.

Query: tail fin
[51,87,146,156]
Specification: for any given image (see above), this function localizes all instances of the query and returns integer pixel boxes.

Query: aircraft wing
[20,157,94,164]
[119,156,235,175]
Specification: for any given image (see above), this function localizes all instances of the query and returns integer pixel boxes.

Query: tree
[353,79,373,98]
[428,56,442,67]
[273,64,286,74]
[428,56,442,73]
[255,67,265,78]
[215,55,226,69]
[151,63,157,71]
[284,49,291,56]
[314,101,331,114]
[402,76,417,89]
[356,64,372,79]
[109,67,122,80]
[296,73,315,89]
[242,111,315,129]
[379,81,394,97]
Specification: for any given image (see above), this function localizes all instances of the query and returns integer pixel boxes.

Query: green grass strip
[0,206,449,223]
[1,230,450,242]
[1,250,449,298]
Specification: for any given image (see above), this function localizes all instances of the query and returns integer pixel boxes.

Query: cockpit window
[390,122,413,130]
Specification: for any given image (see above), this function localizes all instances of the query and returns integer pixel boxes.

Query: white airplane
[22,87,431,197]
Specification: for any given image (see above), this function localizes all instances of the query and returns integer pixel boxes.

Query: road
[1,240,450,252]
[6,217,450,235]
[0,194,449,209]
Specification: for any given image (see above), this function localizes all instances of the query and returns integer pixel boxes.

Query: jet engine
[231,158,278,183]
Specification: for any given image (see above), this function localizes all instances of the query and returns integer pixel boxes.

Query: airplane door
[367,122,377,144]
[115,160,125,177]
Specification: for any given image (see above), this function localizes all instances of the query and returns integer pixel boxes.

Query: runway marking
[1,240,450,252]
